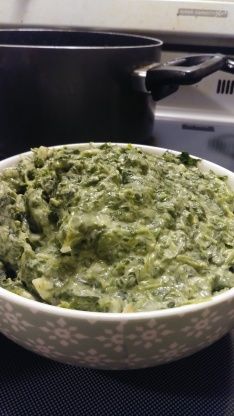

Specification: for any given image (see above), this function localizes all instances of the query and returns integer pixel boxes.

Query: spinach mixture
[1,143,234,312]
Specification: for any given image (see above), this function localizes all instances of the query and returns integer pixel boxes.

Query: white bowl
[0,143,234,370]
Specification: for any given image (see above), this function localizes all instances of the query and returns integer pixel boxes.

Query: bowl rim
[0,284,234,321]
[1,142,234,322]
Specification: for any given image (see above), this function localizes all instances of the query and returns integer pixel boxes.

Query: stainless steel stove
[1,0,234,168]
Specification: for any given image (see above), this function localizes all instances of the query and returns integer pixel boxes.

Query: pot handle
[144,54,233,100]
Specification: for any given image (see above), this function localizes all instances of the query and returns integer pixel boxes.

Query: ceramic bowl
[0,144,234,370]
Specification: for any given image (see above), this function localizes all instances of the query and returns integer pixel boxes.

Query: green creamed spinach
[1,143,234,312]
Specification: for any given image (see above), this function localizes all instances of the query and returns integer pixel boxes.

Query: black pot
[0,29,233,158]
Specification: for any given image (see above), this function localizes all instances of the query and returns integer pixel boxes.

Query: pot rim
[0,143,234,322]
[0,28,163,50]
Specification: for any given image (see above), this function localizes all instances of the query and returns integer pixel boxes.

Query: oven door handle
[134,54,233,101]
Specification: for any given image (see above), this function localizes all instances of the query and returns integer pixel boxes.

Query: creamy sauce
[1,144,234,312]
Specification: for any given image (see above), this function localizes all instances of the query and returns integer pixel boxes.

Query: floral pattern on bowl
[0,292,233,369]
